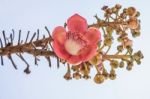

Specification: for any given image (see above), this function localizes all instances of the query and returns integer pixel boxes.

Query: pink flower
[52,14,101,64]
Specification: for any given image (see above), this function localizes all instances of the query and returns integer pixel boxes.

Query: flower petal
[52,26,67,44]
[79,44,97,62]
[53,40,70,60]
[85,27,101,44]
[67,14,87,33]
[67,55,82,64]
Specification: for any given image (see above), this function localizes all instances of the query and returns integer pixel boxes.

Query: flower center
[65,39,82,55]
[65,32,88,55]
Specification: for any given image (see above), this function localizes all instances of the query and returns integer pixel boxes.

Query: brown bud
[112,7,118,13]
[127,7,137,17]
[127,61,134,67]
[117,45,124,52]
[104,37,113,46]
[128,18,139,29]
[109,69,116,80]
[120,13,127,19]
[135,11,140,17]
[131,29,141,37]
[64,72,72,80]
[119,61,125,68]
[126,66,132,71]
[94,74,105,84]
[123,8,128,14]
[71,65,79,71]
[106,8,113,14]
[115,4,122,9]
[109,73,116,80]
[102,6,108,11]
[83,75,91,80]
[110,60,119,69]
[73,72,81,80]
[102,69,109,79]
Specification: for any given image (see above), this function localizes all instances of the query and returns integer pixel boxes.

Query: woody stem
[103,55,130,60]
[89,21,128,28]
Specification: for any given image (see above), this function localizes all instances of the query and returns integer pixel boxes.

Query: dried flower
[52,14,101,64]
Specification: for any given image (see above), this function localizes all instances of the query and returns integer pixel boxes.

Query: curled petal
[85,27,101,44]
[79,45,97,62]
[52,26,67,44]
[53,41,70,60]
[67,14,87,33]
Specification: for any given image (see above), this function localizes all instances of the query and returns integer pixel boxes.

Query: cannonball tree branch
[0,4,143,84]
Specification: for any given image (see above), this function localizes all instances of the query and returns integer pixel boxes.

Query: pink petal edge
[52,26,67,44]
[53,40,70,60]
[67,14,87,33]
[85,27,101,44]
[79,44,97,62]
